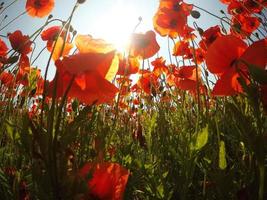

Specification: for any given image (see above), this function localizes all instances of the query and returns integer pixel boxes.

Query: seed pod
[191,10,201,19]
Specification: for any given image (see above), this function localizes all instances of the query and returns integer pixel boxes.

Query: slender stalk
[0,10,27,32]
[190,38,201,115]
[31,46,47,65]
[0,0,18,15]
[258,163,265,200]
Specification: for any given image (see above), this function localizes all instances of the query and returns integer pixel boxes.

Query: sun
[90,2,140,53]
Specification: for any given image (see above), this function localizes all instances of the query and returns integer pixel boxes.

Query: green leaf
[5,121,19,141]
[157,184,164,198]
[247,63,267,84]
[219,141,227,170]
[194,125,209,151]
[162,171,168,178]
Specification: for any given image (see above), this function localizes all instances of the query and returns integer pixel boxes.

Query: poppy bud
[69,25,74,32]
[6,55,19,64]
[191,10,200,19]
[77,0,86,4]
[197,27,204,36]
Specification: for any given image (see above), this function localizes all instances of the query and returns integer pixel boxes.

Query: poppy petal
[239,39,267,70]
[206,35,247,75]
[75,34,115,54]
[212,69,241,96]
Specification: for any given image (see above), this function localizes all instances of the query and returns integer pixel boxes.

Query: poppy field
[0,0,267,199]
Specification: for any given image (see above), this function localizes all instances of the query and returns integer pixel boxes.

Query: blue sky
[1,0,226,80]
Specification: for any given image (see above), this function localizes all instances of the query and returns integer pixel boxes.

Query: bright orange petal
[26,0,55,18]
[75,34,115,54]
[51,37,73,61]
[55,51,115,77]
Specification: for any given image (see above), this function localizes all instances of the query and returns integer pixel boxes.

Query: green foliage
[218,141,227,170]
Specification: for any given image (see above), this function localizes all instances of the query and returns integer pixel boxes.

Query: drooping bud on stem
[77,0,86,4]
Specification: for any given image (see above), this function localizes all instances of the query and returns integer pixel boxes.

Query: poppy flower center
[246,1,258,9]
[249,20,256,27]
[234,7,244,14]
[170,19,178,28]
[136,38,150,48]
[34,0,43,8]
[230,59,237,68]
[173,3,181,12]
[233,23,242,33]
[207,35,217,44]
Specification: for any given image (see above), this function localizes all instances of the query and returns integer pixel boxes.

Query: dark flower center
[34,0,43,8]
[170,19,178,28]
[173,3,181,12]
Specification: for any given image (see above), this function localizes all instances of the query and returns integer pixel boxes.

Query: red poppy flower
[199,25,222,51]
[49,51,119,105]
[244,0,264,13]
[137,70,159,95]
[75,34,115,54]
[35,77,44,96]
[117,55,140,76]
[55,51,116,78]
[175,65,198,80]
[16,56,30,86]
[41,26,61,42]
[231,14,260,38]
[0,38,8,57]
[153,8,187,38]
[75,35,119,80]
[26,0,55,18]
[116,76,132,96]
[79,162,130,200]
[48,37,73,61]
[173,40,191,57]
[190,47,205,64]
[206,35,247,76]
[227,1,245,15]
[211,68,243,96]
[130,31,160,59]
[116,76,132,86]
[8,31,32,55]
[174,65,201,91]
[153,0,192,38]
[50,71,118,105]
[206,35,267,96]
[159,0,193,16]
[219,0,232,4]
[0,71,14,88]
[0,38,8,67]
[151,57,169,77]
[41,26,73,60]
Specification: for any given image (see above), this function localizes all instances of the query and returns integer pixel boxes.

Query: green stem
[0,10,27,32]
[258,163,265,200]
[0,0,18,15]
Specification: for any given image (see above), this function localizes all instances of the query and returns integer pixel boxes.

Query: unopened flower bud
[77,0,86,4]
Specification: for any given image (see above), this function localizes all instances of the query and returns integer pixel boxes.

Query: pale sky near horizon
[1,0,226,80]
